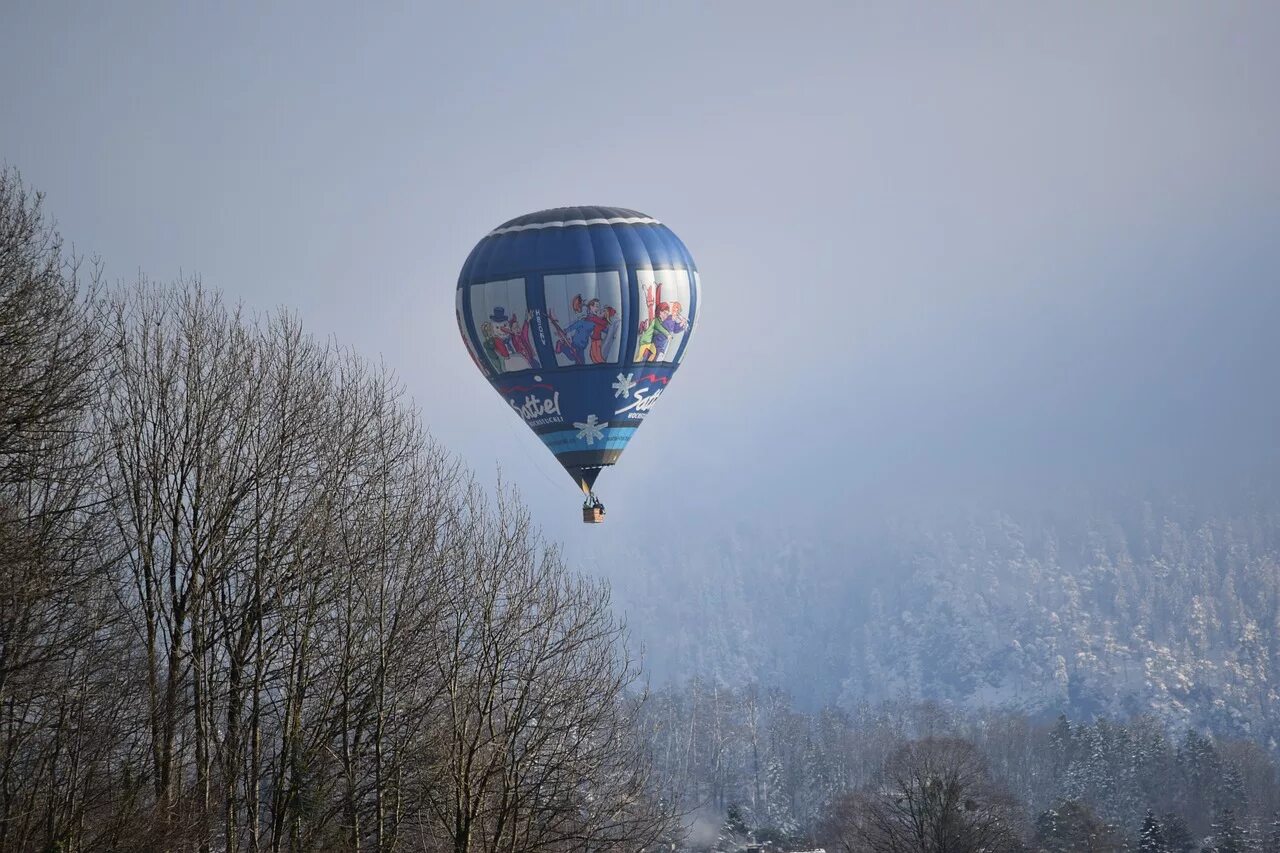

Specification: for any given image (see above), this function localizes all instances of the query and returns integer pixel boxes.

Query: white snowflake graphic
[574,414,607,445]
[612,372,637,399]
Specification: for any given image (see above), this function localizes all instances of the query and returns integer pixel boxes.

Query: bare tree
[0,168,123,852]
[296,353,462,852]
[825,737,1026,853]
[412,485,676,853]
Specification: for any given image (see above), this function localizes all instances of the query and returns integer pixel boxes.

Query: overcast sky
[4,3,1279,554]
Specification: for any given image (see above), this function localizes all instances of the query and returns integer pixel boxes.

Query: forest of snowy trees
[607,499,1280,744]
[643,685,1280,852]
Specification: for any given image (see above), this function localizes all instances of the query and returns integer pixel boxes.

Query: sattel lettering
[511,392,561,422]
[615,387,662,415]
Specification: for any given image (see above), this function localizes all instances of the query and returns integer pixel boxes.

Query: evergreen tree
[1050,713,1074,776]
[1263,812,1280,853]
[1178,730,1222,832]
[727,803,749,836]
[717,802,750,852]
[1215,764,1248,816]
[1036,800,1125,853]
[1209,808,1245,853]
[1140,809,1169,853]
[1163,813,1196,853]
[763,757,798,838]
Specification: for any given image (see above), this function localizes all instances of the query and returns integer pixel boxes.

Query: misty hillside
[605,496,1280,746]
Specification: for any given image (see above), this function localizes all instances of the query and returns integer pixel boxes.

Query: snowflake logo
[574,414,607,445]
[612,372,637,399]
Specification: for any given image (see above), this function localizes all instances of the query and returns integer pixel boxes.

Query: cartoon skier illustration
[548,312,581,364]
[655,300,688,359]
[552,294,616,365]
[507,309,541,369]
[635,282,689,362]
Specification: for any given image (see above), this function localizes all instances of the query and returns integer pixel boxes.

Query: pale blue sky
[4,3,1279,552]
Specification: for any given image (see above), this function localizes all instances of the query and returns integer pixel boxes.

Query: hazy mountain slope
[598,499,1280,744]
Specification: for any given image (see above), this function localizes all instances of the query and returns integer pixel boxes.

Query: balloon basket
[582,505,606,524]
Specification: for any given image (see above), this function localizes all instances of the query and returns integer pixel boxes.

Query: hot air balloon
[456,207,700,523]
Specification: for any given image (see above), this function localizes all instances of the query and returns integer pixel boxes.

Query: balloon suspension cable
[583,491,604,510]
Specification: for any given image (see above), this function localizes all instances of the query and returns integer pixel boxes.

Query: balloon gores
[456,207,700,523]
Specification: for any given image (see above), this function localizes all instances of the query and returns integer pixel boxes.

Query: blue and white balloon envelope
[456,206,700,513]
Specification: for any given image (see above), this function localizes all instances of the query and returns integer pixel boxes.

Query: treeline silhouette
[0,169,675,852]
